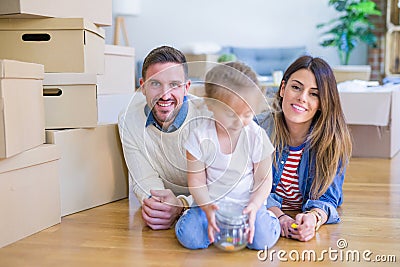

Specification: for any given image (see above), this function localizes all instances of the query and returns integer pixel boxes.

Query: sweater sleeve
[118,106,165,204]
[125,143,166,203]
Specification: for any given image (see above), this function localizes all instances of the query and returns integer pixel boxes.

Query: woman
[256,55,352,242]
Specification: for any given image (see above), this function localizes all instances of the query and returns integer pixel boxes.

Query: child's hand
[242,202,258,244]
[202,203,219,243]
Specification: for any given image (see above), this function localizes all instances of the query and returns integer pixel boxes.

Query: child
[175,62,280,250]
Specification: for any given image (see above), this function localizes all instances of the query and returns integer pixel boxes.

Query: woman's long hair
[271,55,352,199]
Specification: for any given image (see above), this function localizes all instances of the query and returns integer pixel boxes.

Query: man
[118,46,209,230]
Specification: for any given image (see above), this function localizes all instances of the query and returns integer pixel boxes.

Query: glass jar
[214,201,249,252]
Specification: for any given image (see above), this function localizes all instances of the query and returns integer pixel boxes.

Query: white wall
[106,0,368,66]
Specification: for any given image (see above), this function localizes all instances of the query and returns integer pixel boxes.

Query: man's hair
[142,45,188,80]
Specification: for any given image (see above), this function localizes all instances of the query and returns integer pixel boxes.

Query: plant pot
[332,65,371,83]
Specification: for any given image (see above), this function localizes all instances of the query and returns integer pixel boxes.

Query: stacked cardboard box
[0,144,61,248]
[98,45,136,95]
[0,0,112,26]
[46,125,128,216]
[339,84,400,158]
[185,54,219,80]
[0,59,61,248]
[0,0,133,246]
[0,18,105,74]
[0,60,45,158]
[97,45,136,124]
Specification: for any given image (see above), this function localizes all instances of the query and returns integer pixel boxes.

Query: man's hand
[141,189,182,230]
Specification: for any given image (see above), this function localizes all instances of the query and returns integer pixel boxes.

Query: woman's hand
[242,202,258,244]
[288,212,317,241]
[278,214,296,238]
[202,203,219,243]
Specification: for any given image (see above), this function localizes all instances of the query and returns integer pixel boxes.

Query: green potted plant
[317,0,382,65]
[217,53,237,63]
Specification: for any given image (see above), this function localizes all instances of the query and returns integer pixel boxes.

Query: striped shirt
[275,144,305,210]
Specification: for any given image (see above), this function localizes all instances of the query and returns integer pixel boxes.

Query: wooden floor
[1,154,399,267]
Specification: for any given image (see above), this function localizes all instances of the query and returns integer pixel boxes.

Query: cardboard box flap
[0,0,21,15]
[0,18,105,38]
[0,59,44,79]
[105,45,135,57]
[333,65,372,72]
[0,0,112,26]
[0,144,60,174]
[340,91,391,126]
[0,0,54,17]
[44,73,97,85]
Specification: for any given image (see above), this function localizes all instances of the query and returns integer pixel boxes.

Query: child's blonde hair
[204,61,260,110]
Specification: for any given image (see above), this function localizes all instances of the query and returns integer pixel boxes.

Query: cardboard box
[97,45,136,94]
[0,0,112,26]
[97,92,135,124]
[333,65,371,83]
[0,144,61,248]
[0,18,105,74]
[188,83,206,97]
[46,124,128,216]
[339,85,400,158]
[185,54,219,80]
[43,73,98,129]
[0,59,45,158]
[385,30,400,76]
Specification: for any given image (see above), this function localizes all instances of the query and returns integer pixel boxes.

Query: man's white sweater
[118,93,210,203]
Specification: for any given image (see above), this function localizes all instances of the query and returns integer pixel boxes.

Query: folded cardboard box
[0,59,45,158]
[0,0,112,26]
[339,84,400,158]
[333,65,371,83]
[385,30,400,76]
[185,54,219,80]
[0,144,61,248]
[97,92,135,124]
[0,18,105,74]
[43,73,98,129]
[46,124,128,216]
[97,45,136,94]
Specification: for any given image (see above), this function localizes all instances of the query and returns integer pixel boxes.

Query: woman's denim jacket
[255,111,345,224]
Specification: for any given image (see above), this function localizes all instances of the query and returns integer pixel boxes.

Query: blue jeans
[175,206,280,250]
